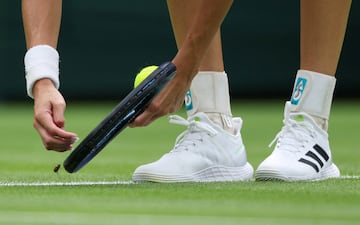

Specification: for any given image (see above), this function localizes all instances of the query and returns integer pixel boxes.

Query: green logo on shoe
[294,115,304,122]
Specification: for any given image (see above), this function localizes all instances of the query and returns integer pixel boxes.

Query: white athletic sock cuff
[186,71,232,116]
[290,70,336,120]
[24,45,60,98]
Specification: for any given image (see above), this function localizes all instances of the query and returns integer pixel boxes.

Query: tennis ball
[134,65,158,88]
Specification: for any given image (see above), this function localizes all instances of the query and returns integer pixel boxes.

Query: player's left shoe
[255,102,340,181]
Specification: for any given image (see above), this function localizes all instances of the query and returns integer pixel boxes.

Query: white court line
[0,181,134,187]
[338,175,360,179]
[0,175,359,187]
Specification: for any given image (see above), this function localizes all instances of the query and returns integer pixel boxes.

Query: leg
[167,0,224,72]
[168,0,234,132]
[132,0,253,183]
[300,0,351,76]
[256,0,352,181]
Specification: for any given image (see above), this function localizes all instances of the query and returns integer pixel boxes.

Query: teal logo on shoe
[185,90,193,111]
[291,77,307,105]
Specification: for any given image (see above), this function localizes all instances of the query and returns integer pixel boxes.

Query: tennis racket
[63,62,176,173]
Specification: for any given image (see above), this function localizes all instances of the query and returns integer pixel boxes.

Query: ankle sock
[289,70,336,131]
[185,71,235,134]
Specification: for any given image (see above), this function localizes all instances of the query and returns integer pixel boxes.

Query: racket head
[63,62,176,173]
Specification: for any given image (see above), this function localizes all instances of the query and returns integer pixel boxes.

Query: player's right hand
[32,79,78,152]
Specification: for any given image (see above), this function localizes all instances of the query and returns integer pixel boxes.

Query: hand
[130,74,189,127]
[131,56,198,127]
[32,79,78,152]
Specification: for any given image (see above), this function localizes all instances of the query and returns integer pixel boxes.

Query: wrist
[24,45,60,98]
[32,78,57,99]
[172,52,199,83]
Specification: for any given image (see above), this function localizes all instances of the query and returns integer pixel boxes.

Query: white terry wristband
[24,45,60,98]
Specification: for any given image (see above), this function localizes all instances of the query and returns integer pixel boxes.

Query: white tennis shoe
[255,102,340,181]
[132,112,254,182]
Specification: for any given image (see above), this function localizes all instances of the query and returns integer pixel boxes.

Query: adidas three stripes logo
[298,144,329,173]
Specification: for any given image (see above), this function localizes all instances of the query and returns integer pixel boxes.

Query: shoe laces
[168,115,218,152]
[269,114,316,153]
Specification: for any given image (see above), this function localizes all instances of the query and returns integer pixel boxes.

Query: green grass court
[0,100,359,225]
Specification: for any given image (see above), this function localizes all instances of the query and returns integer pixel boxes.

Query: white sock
[185,71,234,133]
[289,70,336,130]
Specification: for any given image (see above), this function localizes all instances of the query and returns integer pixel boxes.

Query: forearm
[171,0,233,82]
[22,0,62,49]
[22,0,63,98]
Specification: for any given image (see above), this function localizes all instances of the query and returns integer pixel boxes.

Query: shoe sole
[133,162,254,183]
[255,163,340,182]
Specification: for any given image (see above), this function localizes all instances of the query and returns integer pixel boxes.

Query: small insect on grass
[53,164,61,173]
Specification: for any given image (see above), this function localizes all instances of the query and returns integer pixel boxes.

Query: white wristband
[24,45,60,98]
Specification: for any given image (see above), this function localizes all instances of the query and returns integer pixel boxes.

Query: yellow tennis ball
[134,65,158,88]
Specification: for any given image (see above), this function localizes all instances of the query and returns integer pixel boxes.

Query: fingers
[34,111,78,152]
[131,108,162,127]
[130,100,161,127]
[131,94,183,127]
